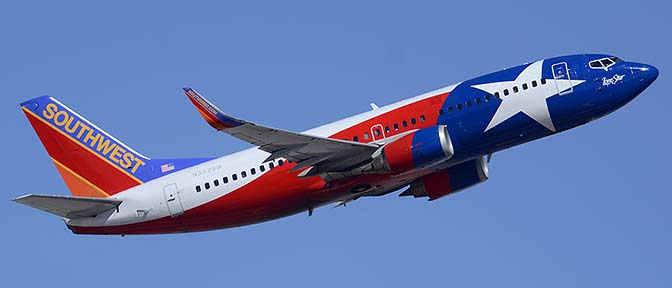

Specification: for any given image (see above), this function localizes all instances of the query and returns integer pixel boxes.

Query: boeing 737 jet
[14,54,658,235]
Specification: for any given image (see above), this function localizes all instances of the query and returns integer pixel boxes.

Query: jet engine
[370,125,454,174]
[400,156,489,200]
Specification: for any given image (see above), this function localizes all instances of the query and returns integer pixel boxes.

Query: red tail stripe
[25,110,141,195]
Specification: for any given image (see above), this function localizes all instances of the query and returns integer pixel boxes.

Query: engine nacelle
[400,156,489,200]
[371,125,454,174]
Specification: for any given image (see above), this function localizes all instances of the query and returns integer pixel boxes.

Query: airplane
[14,54,658,235]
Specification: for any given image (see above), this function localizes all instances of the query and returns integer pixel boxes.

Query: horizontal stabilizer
[13,194,122,218]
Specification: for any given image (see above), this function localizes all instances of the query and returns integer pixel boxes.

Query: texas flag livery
[14,54,658,235]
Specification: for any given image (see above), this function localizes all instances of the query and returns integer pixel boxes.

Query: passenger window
[269,162,274,169]
[402,120,408,127]
[503,89,509,96]
[484,95,490,102]
[260,165,265,172]
[448,106,454,112]
[196,185,201,192]
[457,104,463,110]
[232,174,238,180]
[205,182,210,189]
[411,118,416,125]
[532,80,538,87]
[223,177,228,184]
[251,168,256,175]
[420,115,426,122]
[522,83,528,90]
[466,100,472,108]
[374,129,381,136]
[278,160,284,166]
[241,171,247,178]
[363,132,370,140]
[385,126,390,133]
[214,179,219,186]
[475,98,481,104]
[353,136,359,142]
[541,78,547,85]
[438,109,444,116]
[394,123,399,131]
[494,92,500,99]
[513,86,519,93]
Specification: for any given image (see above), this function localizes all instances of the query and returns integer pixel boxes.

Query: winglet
[183,87,244,130]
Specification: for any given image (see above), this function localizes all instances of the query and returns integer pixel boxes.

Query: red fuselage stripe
[70,92,451,234]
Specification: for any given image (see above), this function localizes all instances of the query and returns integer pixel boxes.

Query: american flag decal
[161,163,175,173]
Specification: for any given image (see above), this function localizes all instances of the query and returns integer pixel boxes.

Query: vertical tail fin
[21,96,215,198]
[20,96,151,198]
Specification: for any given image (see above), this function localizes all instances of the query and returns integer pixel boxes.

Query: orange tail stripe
[52,158,110,198]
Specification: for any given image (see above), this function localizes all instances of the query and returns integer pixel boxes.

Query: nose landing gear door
[552,62,574,96]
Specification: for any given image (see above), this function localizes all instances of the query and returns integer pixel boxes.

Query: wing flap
[13,194,122,218]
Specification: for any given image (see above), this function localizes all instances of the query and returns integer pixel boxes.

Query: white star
[471,60,585,132]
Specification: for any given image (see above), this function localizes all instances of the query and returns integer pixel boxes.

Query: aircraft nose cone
[631,63,659,87]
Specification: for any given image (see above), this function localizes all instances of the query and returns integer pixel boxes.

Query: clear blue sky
[1,1,670,287]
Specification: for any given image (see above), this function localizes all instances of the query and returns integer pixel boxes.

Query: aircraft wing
[183,88,380,175]
[13,194,122,218]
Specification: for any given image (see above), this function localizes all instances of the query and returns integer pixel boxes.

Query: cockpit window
[600,58,614,67]
[589,57,620,70]
[609,56,623,63]
[590,61,603,68]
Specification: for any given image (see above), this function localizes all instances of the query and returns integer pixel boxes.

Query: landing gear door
[163,183,184,217]
[552,62,574,96]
